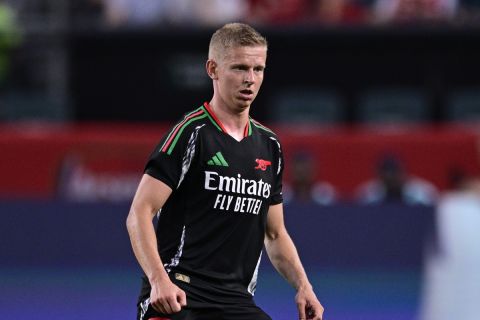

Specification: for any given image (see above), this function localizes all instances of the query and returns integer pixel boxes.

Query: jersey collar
[202,102,252,138]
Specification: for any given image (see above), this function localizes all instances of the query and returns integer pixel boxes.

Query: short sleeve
[144,125,195,190]
[269,137,284,205]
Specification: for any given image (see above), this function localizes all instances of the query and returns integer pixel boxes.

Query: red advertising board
[1,123,479,201]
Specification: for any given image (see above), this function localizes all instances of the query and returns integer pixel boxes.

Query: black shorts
[138,302,271,320]
[137,274,271,320]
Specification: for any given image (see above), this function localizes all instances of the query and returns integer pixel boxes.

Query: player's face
[216,45,267,112]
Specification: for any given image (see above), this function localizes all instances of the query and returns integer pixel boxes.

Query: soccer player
[126,23,324,320]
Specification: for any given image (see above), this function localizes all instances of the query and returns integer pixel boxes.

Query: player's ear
[206,59,218,80]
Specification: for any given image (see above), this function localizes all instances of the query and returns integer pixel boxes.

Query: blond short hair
[208,23,268,61]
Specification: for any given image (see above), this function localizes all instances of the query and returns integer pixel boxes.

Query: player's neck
[207,100,249,141]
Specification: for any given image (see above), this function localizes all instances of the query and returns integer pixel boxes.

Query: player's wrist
[147,267,170,284]
[295,280,313,292]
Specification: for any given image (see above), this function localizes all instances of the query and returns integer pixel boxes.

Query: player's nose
[244,69,255,84]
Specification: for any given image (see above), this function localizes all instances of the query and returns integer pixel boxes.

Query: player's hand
[295,284,324,320]
[150,277,187,314]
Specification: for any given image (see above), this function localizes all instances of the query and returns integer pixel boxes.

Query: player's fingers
[177,289,187,307]
[307,310,319,320]
[311,303,324,320]
[297,301,306,320]
[167,295,182,313]
[163,298,175,314]
[157,296,174,314]
[305,305,315,320]
[151,299,167,315]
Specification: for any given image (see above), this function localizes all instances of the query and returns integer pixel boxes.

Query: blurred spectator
[182,0,248,26]
[99,0,247,28]
[311,0,371,25]
[247,0,309,25]
[100,0,172,27]
[420,176,480,320]
[0,0,20,88]
[355,155,438,205]
[283,152,338,205]
[373,0,459,24]
[68,0,480,28]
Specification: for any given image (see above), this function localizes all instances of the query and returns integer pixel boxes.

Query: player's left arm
[264,203,324,320]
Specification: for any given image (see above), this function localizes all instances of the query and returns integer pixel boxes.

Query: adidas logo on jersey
[207,151,229,167]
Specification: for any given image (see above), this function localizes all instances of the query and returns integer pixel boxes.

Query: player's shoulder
[166,105,211,136]
[250,117,279,140]
[176,106,210,128]
[250,117,280,144]
[159,105,209,154]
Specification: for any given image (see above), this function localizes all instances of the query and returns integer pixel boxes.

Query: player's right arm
[126,174,187,314]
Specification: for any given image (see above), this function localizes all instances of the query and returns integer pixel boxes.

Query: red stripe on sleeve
[161,109,204,153]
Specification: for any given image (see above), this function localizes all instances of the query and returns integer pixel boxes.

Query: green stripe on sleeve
[167,113,208,155]
[160,107,203,152]
[252,120,274,134]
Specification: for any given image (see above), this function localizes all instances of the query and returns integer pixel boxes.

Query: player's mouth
[239,89,254,100]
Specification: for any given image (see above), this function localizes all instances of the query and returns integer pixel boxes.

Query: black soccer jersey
[140,102,284,303]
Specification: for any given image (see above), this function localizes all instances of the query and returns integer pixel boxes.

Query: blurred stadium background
[1,1,480,319]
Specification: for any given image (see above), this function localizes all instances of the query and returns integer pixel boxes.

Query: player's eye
[233,65,247,71]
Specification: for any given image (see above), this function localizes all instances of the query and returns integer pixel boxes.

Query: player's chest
[196,134,276,183]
